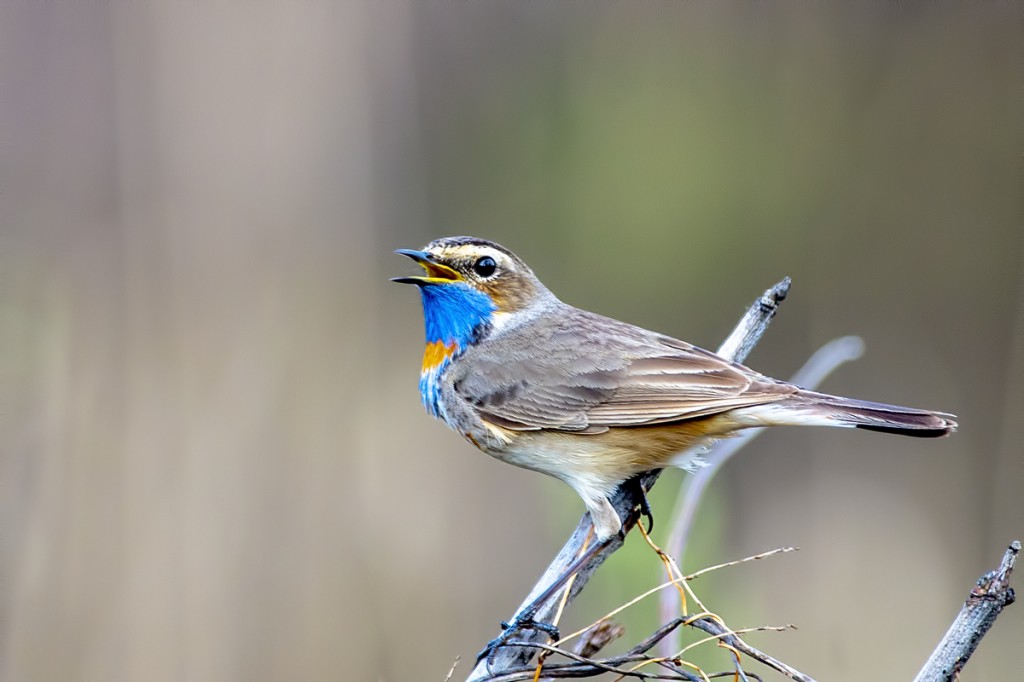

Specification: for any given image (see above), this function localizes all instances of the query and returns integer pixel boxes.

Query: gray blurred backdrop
[4,3,1021,680]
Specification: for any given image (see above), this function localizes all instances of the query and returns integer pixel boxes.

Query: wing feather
[451,307,794,432]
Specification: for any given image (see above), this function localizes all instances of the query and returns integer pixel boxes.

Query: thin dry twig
[683,547,797,582]
[675,624,795,659]
[550,547,794,653]
[913,540,1019,682]
[685,618,816,682]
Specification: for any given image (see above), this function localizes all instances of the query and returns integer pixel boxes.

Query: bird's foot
[475,612,561,667]
[625,474,655,535]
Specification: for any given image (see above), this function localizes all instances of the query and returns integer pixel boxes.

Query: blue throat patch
[417,282,496,417]
[420,282,497,346]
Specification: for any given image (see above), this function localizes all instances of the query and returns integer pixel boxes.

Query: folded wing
[452,311,795,433]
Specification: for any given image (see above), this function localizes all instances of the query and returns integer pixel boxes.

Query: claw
[475,613,561,667]
[627,475,655,535]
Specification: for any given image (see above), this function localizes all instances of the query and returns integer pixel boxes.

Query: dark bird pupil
[473,256,497,277]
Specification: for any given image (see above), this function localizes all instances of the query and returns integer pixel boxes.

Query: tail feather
[794,390,956,437]
[732,390,957,437]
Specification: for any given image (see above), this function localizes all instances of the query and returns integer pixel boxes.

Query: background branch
[913,541,1019,682]
[468,278,793,680]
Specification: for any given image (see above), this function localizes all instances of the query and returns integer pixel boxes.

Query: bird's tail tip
[799,391,957,438]
[852,411,957,438]
[722,391,957,437]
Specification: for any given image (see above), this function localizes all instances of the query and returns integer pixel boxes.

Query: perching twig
[467,278,792,681]
[912,540,1019,682]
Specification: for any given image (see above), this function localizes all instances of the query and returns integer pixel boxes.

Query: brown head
[394,236,555,315]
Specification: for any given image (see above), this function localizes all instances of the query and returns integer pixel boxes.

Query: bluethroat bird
[393,236,957,542]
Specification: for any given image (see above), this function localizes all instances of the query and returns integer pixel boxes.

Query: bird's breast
[421,339,457,374]
[419,341,458,419]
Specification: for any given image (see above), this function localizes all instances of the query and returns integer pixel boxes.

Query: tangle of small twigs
[482,546,809,682]
[478,614,805,682]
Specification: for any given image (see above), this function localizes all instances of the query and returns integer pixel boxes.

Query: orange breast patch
[422,339,457,372]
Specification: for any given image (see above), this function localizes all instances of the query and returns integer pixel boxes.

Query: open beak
[391,249,464,286]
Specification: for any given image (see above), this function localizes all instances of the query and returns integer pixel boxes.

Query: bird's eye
[473,256,497,278]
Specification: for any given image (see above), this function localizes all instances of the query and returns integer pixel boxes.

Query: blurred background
[3,2,1021,680]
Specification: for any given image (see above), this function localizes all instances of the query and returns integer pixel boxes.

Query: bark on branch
[913,540,1019,682]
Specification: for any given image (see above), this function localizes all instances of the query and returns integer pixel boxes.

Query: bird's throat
[416,283,496,417]
[418,282,496,348]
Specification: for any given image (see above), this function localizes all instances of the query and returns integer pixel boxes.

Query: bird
[393,236,957,542]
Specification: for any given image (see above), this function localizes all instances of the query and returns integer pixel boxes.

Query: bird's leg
[476,533,614,667]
